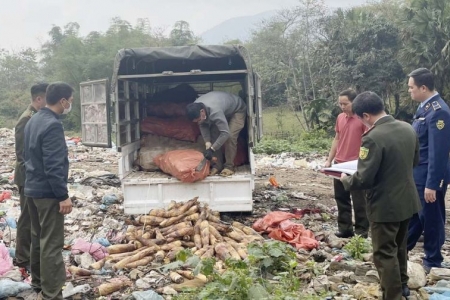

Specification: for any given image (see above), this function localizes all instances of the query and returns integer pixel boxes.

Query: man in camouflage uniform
[14,83,48,270]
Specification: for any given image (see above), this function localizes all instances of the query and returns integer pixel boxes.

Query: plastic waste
[62,282,91,298]
[0,243,13,275]
[7,248,15,258]
[102,194,118,206]
[82,174,121,187]
[430,291,450,300]
[132,290,164,300]
[426,287,450,294]
[94,237,111,247]
[5,217,16,229]
[437,280,450,288]
[66,140,76,147]
[0,191,11,202]
[0,279,31,297]
[71,238,107,261]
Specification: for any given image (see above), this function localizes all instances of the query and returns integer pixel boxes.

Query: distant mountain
[200,10,277,45]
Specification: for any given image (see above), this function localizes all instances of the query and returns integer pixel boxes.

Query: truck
[79,45,262,214]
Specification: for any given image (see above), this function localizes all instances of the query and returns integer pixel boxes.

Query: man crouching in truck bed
[186,91,247,176]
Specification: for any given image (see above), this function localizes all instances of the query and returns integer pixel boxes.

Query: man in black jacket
[24,82,74,300]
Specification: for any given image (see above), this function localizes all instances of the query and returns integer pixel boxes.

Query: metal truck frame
[79,45,262,214]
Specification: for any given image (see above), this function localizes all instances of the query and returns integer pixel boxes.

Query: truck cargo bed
[122,164,253,214]
[124,164,251,180]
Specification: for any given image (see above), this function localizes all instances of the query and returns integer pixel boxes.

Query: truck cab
[80,45,262,214]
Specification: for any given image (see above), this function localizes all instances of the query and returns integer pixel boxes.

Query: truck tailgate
[122,165,253,214]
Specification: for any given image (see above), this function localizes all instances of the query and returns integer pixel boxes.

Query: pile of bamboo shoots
[103,197,264,271]
[66,198,265,295]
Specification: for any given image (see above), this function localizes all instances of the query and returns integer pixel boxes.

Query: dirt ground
[256,167,336,205]
[254,166,450,266]
[72,152,450,254]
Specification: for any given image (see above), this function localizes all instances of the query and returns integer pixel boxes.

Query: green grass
[262,106,307,137]
[257,106,333,154]
[0,118,17,129]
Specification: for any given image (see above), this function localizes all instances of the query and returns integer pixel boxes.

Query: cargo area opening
[110,46,260,182]
[80,45,262,213]
[116,76,253,181]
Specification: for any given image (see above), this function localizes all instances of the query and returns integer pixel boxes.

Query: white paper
[322,160,358,175]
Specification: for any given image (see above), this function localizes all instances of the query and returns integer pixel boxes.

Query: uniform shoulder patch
[359,147,369,160]
[436,120,445,130]
[432,101,442,111]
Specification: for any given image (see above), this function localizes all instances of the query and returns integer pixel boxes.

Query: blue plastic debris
[94,237,111,247]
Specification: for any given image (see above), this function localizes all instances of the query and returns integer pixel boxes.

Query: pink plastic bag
[0,243,13,275]
[0,191,11,202]
[71,238,108,261]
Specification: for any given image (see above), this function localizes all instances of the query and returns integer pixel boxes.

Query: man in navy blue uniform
[407,68,450,273]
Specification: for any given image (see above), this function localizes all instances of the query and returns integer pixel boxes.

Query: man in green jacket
[340,91,421,300]
[14,83,48,270]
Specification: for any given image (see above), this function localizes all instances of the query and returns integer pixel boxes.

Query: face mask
[61,100,72,115]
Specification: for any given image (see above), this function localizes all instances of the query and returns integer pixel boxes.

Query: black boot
[335,231,354,238]
[402,284,410,297]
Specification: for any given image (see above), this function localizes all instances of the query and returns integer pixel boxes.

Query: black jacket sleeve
[42,122,68,201]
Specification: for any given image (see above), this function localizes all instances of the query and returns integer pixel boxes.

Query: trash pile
[255,152,326,170]
[1,126,449,299]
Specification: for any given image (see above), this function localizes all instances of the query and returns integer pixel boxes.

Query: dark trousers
[15,186,31,267]
[372,219,410,300]
[334,179,369,235]
[28,198,65,300]
[407,184,447,268]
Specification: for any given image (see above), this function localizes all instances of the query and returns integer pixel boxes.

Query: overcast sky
[1,0,368,50]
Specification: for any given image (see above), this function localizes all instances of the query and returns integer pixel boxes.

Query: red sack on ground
[153,149,210,183]
[252,211,299,232]
[253,211,318,250]
[268,220,319,250]
[141,117,200,142]
[67,137,82,144]
[147,101,189,118]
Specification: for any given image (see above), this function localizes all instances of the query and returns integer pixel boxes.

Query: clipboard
[319,160,358,179]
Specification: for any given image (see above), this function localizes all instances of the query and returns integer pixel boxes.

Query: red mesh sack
[147,101,189,118]
[253,211,318,250]
[252,211,299,232]
[233,136,249,166]
[268,220,319,250]
[141,117,200,142]
[153,149,210,183]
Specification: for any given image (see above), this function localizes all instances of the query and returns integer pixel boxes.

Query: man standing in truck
[325,89,369,238]
[14,83,48,272]
[186,91,247,176]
